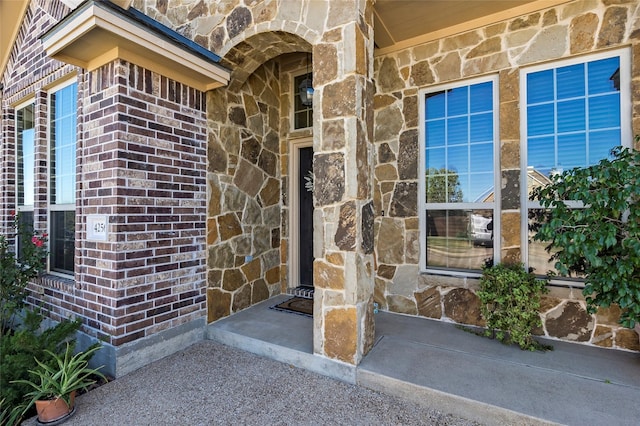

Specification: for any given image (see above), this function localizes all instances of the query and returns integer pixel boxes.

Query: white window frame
[290,69,313,132]
[418,75,501,275]
[47,78,78,278]
[520,48,632,283]
[14,97,36,258]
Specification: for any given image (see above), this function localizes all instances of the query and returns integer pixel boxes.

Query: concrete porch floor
[207,295,640,426]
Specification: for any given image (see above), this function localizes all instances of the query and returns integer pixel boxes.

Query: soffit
[41,1,229,91]
[0,0,29,79]
[373,0,571,55]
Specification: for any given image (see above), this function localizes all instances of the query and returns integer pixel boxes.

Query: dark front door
[299,146,314,287]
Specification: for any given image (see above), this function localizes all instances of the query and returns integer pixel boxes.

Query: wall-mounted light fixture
[298,52,313,107]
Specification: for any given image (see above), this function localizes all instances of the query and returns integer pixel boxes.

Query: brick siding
[2,0,208,347]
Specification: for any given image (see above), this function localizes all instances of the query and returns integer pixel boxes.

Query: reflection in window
[49,82,77,275]
[425,81,494,203]
[50,210,75,274]
[422,77,498,272]
[426,209,494,271]
[16,211,34,260]
[17,103,35,258]
[17,104,35,207]
[524,50,630,276]
[526,56,621,178]
[527,209,584,279]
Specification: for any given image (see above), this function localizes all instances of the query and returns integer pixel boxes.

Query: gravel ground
[26,341,482,426]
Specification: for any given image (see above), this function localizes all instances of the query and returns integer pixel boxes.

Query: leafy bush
[477,263,549,351]
[0,310,81,424]
[0,213,87,425]
[530,144,640,328]
[1,212,48,333]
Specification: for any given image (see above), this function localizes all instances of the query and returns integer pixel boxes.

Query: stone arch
[205,28,318,323]
[218,30,315,91]
[203,1,378,365]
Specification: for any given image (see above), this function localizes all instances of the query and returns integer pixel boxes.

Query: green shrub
[1,212,48,333]
[530,144,640,328]
[0,213,85,425]
[0,309,81,425]
[477,263,549,351]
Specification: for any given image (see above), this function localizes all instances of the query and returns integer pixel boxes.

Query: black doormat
[271,297,313,318]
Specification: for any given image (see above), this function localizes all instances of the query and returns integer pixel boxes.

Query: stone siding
[206,61,282,322]
[144,0,378,363]
[372,0,640,351]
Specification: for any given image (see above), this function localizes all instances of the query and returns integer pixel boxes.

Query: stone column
[312,0,376,364]
[499,69,522,264]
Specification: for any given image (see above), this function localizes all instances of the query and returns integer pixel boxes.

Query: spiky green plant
[12,342,106,419]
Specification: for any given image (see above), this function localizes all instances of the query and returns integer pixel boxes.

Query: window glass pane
[587,57,620,95]
[469,143,493,173]
[589,94,620,129]
[557,99,585,133]
[16,211,34,259]
[17,105,35,207]
[470,113,492,142]
[447,116,468,145]
[528,136,555,176]
[589,130,618,161]
[51,210,75,274]
[423,79,495,272]
[527,70,553,103]
[455,173,470,203]
[528,210,585,278]
[425,120,445,147]
[425,170,463,203]
[447,145,468,174]
[556,64,585,99]
[470,173,494,202]
[50,83,77,205]
[58,176,74,204]
[426,209,493,270]
[469,82,493,113]
[526,53,624,277]
[425,92,446,119]
[527,104,555,136]
[447,88,468,116]
[426,147,445,170]
[557,133,586,170]
[294,111,309,129]
[21,129,35,207]
[526,55,622,179]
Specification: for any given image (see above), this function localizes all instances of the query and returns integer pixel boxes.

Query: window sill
[37,274,75,290]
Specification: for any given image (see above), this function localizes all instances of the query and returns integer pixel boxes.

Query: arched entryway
[205,1,377,365]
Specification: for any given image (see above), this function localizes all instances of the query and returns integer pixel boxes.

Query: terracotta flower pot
[35,392,75,423]
[635,323,640,337]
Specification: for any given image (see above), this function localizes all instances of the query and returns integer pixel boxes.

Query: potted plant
[12,342,106,424]
[530,143,640,335]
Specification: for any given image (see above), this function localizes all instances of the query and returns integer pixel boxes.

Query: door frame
[288,137,313,290]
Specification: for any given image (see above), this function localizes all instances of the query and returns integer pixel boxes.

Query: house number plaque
[87,215,108,241]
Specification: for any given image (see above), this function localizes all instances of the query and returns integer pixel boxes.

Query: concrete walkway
[207,295,640,425]
[25,295,640,425]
